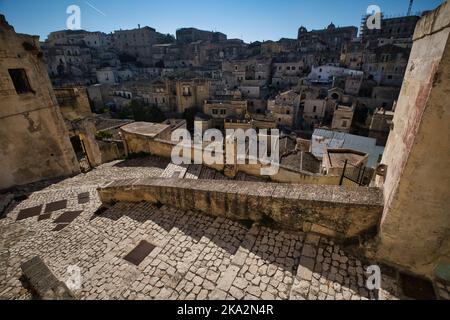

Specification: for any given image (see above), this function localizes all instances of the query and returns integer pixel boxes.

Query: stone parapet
[97,178,383,240]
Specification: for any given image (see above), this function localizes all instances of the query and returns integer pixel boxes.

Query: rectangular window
[9,69,33,94]
[183,86,191,96]
[220,109,226,115]
[212,109,218,115]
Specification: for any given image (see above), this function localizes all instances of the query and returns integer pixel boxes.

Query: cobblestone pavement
[5,155,263,198]
[0,157,445,300]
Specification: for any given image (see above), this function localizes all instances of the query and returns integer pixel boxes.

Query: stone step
[160,163,188,179]
[185,165,202,180]
[209,225,259,300]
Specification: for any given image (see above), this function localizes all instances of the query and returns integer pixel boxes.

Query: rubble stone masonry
[97,178,384,240]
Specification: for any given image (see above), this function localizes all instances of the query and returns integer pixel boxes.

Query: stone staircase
[88,202,381,300]
[85,201,449,301]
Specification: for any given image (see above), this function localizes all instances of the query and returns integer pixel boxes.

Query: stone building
[176,28,227,44]
[368,108,394,146]
[362,43,410,87]
[112,26,157,64]
[203,99,248,128]
[0,15,80,190]
[298,23,358,65]
[374,2,450,280]
[340,39,364,70]
[361,14,421,43]
[42,29,117,87]
[222,59,271,88]
[302,99,327,130]
[133,80,176,113]
[46,29,108,48]
[54,87,103,170]
[96,67,118,85]
[223,117,252,131]
[272,59,305,89]
[308,65,363,84]
[331,105,355,133]
[194,113,214,134]
[267,90,301,128]
[312,129,384,169]
[175,78,210,113]
[298,23,358,50]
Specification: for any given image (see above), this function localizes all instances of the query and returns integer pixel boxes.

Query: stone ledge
[97,178,384,240]
[413,1,450,41]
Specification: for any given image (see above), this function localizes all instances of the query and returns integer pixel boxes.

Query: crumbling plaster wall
[374,3,450,279]
[0,19,80,190]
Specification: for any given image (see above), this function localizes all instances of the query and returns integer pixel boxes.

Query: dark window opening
[9,69,33,94]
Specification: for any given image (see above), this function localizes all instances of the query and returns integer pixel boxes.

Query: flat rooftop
[121,122,170,138]
[326,149,368,168]
[312,129,384,168]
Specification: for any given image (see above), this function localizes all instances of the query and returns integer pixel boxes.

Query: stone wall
[55,87,103,168]
[98,140,123,163]
[0,16,80,190]
[121,127,346,185]
[97,178,383,240]
[374,2,450,279]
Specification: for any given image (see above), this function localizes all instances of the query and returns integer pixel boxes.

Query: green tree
[129,100,166,123]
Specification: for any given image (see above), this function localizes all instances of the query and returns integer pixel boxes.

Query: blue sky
[0,0,444,42]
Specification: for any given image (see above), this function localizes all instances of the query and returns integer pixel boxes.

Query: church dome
[327,22,336,30]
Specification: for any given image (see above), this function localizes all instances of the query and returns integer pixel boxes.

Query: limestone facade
[375,2,450,279]
[0,15,80,190]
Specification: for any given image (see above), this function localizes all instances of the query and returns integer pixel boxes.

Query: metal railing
[339,159,367,186]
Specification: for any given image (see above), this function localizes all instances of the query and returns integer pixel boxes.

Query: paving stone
[297,257,315,281]
[302,244,317,258]
[234,277,248,290]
